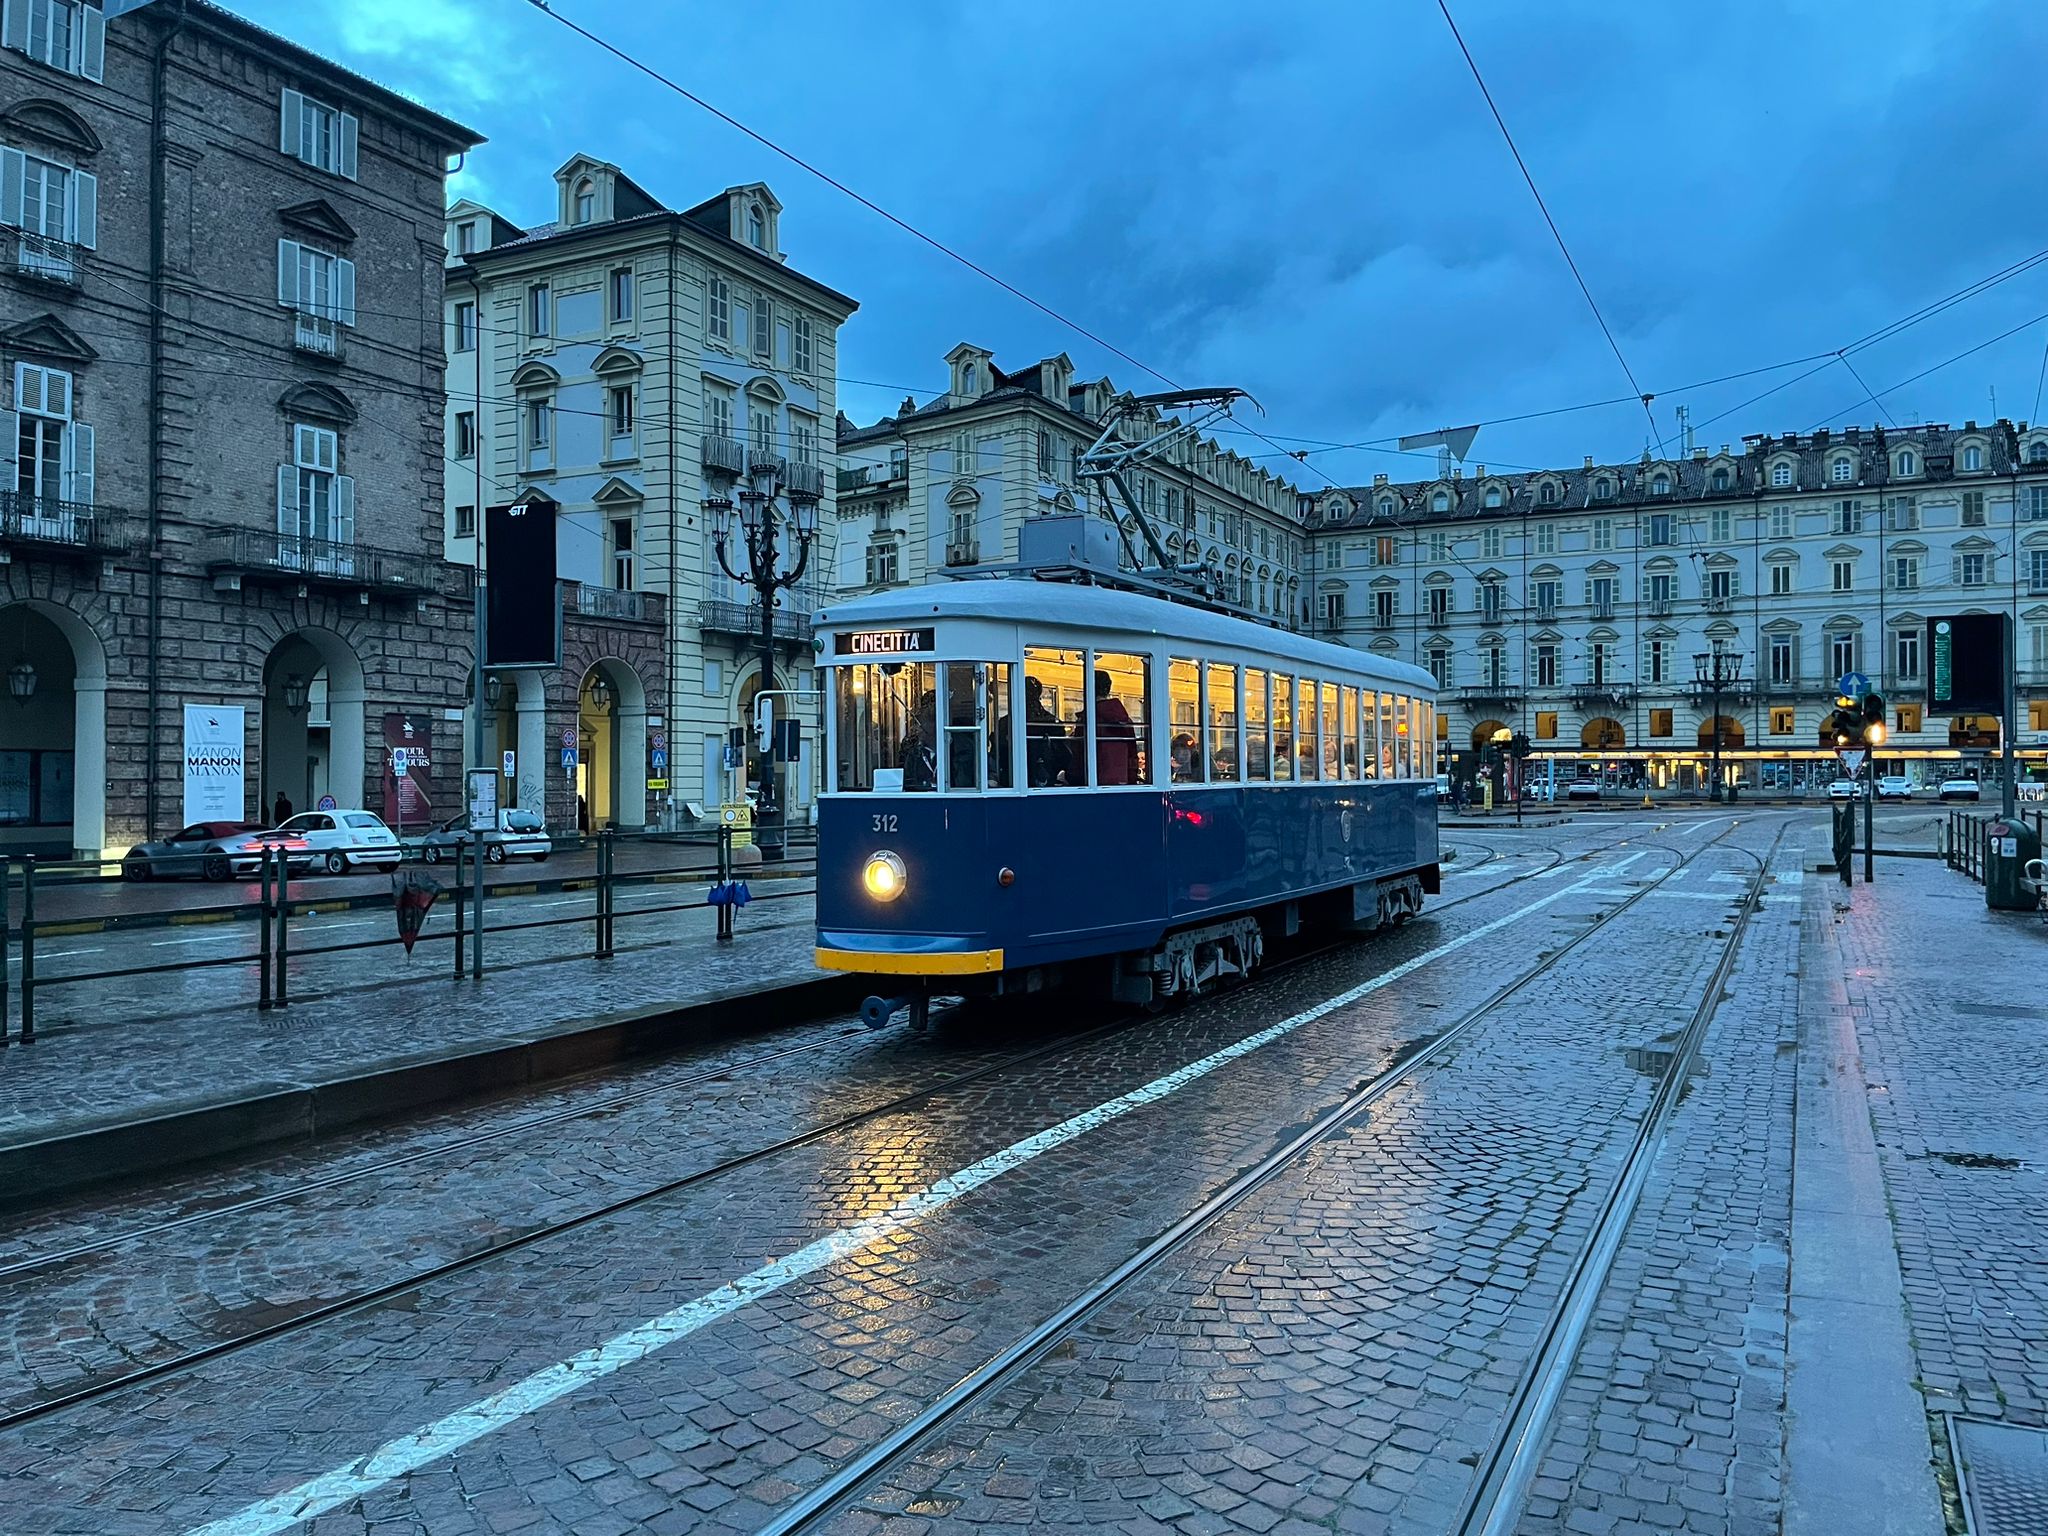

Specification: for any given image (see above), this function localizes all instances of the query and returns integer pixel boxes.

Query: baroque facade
[443,159,856,825]
[833,344,1310,624]
[1,0,480,858]
[1302,422,2048,789]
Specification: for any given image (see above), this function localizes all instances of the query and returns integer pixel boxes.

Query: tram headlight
[862,850,906,902]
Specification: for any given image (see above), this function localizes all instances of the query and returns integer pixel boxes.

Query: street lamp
[1692,643,1744,803]
[282,672,310,717]
[587,674,615,714]
[6,660,34,703]
[709,450,820,858]
[484,672,504,712]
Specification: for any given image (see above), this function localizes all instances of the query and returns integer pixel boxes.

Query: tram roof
[814,579,1437,693]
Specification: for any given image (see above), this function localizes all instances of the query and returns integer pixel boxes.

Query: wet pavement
[0,809,2034,1535]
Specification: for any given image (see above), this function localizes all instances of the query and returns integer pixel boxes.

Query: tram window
[943,663,983,792]
[1207,663,1240,782]
[1378,692,1396,779]
[1092,651,1150,786]
[1360,690,1379,780]
[1295,677,1319,780]
[1395,696,1412,778]
[1024,647,1085,787]
[1271,671,1294,780]
[1340,685,1360,778]
[986,662,1014,789]
[1244,669,1270,780]
[834,661,938,792]
[1321,683,1341,780]
[1168,659,1203,784]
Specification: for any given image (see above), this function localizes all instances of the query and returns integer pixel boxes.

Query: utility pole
[710,454,820,860]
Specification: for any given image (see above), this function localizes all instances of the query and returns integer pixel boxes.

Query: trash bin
[1984,818,2044,911]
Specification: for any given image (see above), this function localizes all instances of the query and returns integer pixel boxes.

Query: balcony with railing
[292,311,343,361]
[699,597,814,646]
[700,434,748,476]
[197,526,439,596]
[1570,681,1636,710]
[9,230,82,289]
[1456,681,1523,709]
[0,492,109,559]
[782,459,824,502]
[837,458,907,494]
[1590,598,1616,620]
[1686,676,1755,706]
[565,582,665,627]
[1646,597,1674,617]
[1705,593,1735,613]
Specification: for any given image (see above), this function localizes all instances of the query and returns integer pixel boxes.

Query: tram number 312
[871,814,899,832]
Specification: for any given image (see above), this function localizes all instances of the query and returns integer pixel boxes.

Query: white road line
[37,947,104,959]
[1667,817,1729,838]
[1708,872,1748,885]
[1578,887,1739,902]
[1600,852,1648,875]
[184,870,1605,1536]
[149,931,245,947]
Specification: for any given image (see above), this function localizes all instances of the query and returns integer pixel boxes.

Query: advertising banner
[381,712,438,831]
[182,705,246,825]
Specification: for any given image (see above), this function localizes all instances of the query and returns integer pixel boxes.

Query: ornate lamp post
[1693,642,1744,802]
[282,672,311,717]
[710,452,820,857]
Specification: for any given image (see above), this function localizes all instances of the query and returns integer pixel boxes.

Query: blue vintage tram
[813,581,1439,1018]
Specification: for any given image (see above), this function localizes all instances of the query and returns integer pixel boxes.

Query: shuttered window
[2,0,104,81]
[0,145,96,252]
[276,240,357,325]
[278,89,360,179]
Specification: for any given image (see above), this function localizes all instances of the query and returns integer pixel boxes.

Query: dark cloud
[256,0,2048,479]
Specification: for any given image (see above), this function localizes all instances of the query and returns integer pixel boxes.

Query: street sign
[560,746,576,774]
[650,748,668,771]
[501,750,516,778]
[650,731,667,751]
[317,794,337,811]
[1838,748,1867,776]
[648,778,669,792]
[1838,671,1871,701]
[560,728,576,749]
[392,747,410,777]
[466,769,498,832]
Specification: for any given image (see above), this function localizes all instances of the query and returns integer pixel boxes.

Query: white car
[1875,775,1914,801]
[1938,778,1982,803]
[418,808,552,865]
[1826,778,1862,800]
[276,808,404,875]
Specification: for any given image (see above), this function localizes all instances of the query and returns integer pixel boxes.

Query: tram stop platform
[0,890,844,1210]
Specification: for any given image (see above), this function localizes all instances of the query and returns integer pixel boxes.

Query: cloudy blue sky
[247,0,2048,488]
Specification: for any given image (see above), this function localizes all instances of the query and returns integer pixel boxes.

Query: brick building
[0,0,480,859]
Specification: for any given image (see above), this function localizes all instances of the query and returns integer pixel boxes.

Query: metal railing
[699,598,814,644]
[0,828,818,1043]
[567,582,665,625]
[0,492,106,554]
[293,312,342,359]
[9,229,82,287]
[701,434,748,475]
[1945,808,2047,885]
[197,526,440,594]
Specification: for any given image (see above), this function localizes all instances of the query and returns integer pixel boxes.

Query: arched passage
[1581,716,1626,750]
[1697,715,1745,750]
[262,628,365,816]
[467,667,548,816]
[0,599,106,858]
[577,657,648,832]
[1470,718,1509,751]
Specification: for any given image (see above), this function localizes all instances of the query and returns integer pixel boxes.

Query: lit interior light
[863,850,906,901]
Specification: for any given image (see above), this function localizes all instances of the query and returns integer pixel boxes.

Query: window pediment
[1643,555,1679,572]
[1889,611,1923,628]
[1764,546,1799,563]
[1529,563,1563,580]
[0,313,97,364]
[1888,539,1928,556]
[1585,559,1620,575]
[278,199,358,245]
[1761,617,1801,634]
[1587,626,1620,643]
[278,381,354,426]
[1700,551,1738,568]
[510,360,561,391]
[1824,613,1863,631]
[1952,534,1999,552]
[592,476,643,507]
[945,481,980,509]
[744,375,786,404]
[1823,543,1862,559]
[592,346,643,378]
[1704,620,1740,640]
[0,98,100,156]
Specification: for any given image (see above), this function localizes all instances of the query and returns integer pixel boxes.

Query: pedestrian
[577,794,589,835]
[272,790,292,824]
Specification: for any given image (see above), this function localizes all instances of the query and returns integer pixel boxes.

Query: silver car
[419,808,552,865]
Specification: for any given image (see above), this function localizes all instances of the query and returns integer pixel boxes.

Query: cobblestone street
[0,810,2037,1536]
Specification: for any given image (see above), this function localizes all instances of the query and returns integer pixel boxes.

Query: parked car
[1876,775,1914,801]
[1938,777,1982,803]
[1564,778,1602,802]
[122,822,309,881]
[1826,778,1862,800]
[417,808,552,865]
[274,808,404,875]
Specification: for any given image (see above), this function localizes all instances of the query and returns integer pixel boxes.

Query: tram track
[0,815,1678,1438]
[748,815,1785,1536]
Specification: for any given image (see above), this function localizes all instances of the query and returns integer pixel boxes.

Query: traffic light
[1509,732,1532,758]
[1861,691,1887,747]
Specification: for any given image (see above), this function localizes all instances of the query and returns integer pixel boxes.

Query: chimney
[1720,444,1729,455]
[1476,464,1486,477]
[1691,447,1707,460]
[1583,455,1594,469]
[1373,473,1388,486]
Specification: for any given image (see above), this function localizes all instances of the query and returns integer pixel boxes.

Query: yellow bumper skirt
[814,946,1005,976]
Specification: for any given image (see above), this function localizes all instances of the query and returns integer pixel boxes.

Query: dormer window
[1771,462,1792,487]
[1483,485,1503,508]
[1896,449,1917,475]
[1593,477,1612,500]
[747,202,766,249]
[962,363,977,394]
[2030,442,2048,464]
[1539,481,1556,504]
[1431,490,1450,512]
[1831,457,1853,483]
[1651,472,1670,495]
[1711,467,1730,491]
[1963,444,1983,471]
[1378,497,1395,517]
[456,221,476,255]
[574,180,595,224]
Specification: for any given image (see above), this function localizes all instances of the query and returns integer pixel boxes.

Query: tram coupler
[861,993,913,1030]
